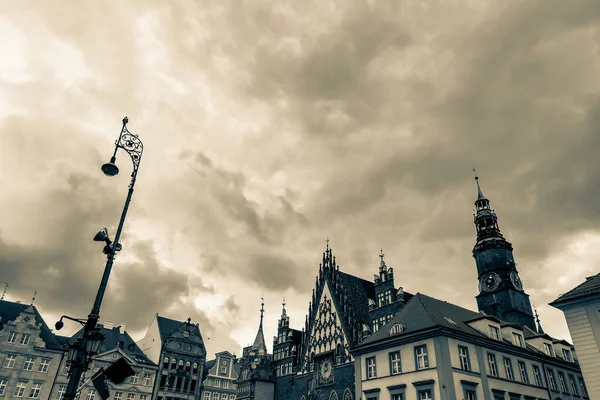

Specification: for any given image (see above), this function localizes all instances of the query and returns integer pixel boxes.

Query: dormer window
[488,325,501,340]
[377,290,392,307]
[543,343,554,357]
[389,324,404,336]
[512,332,524,347]
[561,348,572,362]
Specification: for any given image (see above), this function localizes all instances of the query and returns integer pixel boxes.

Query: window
[458,346,471,371]
[415,345,429,370]
[140,396,147,400]
[547,369,557,391]
[85,389,96,400]
[163,357,169,368]
[0,379,6,396]
[512,332,524,347]
[517,361,528,383]
[543,343,554,356]
[392,395,403,400]
[170,358,177,370]
[4,354,17,368]
[230,396,235,400]
[533,365,542,387]
[131,373,139,384]
[503,358,513,380]
[488,325,500,340]
[418,390,432,400]
[212,394,219,400]
[143,373,152,385]
[215,379,221,387]
[56,386,66,400]
[558,372,567,393]
[366,357,376,379]
[19,334,31,345]
[14,382,27,397]
[114,393,123,400]
[7,332,18,343]
[221,367,227,373]
[221,395,227,400]
[377,290,392,307]
[204,393,211,400]
[193,362,199,374]
[389,351,401,375]
[389,324,403,335]
[568,375,579,395]
[178,360,184,370]
[464,390,476,400]
[223,380,229,389]
[38,359,50,373]
[372,318,380,333]
[23,356,35,370]
[579,377,588,398]
[186,361,191,371]
[29,383,42,398]
[127,394,135,400]
[487,353,497,376]
[562,348,572,362]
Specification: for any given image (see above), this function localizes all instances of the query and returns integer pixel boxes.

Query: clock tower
[471,172,536,331]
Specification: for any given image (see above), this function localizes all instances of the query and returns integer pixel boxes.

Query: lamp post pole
[62,117,144,400]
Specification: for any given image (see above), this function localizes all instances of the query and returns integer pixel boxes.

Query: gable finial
[473,168,485,200]
[282,298,287,317]
[326,236,329,251]
[534,306,544,334]
[31,291,37,306]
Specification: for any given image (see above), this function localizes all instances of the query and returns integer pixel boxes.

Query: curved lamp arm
[115,116,143,173]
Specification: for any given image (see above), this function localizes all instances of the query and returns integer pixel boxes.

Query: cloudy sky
[1,0,600,357]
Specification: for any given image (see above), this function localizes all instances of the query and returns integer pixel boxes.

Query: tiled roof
[550,273,600,306]
[156,316,186,342]
[0,300,62,350]
[69,324,155,366]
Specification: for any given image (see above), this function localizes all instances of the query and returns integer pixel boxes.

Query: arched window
[170,358,177,370]
[178,360,184,370]
[343,389,352,400]
[192,362,199,374]
[301,397,306,400]
[163,357,169,368]
[329,391,338,400]
[186,361,191,371]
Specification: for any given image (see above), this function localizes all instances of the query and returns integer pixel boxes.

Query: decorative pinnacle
[282,298,287,317]
[31,291,37,306]
[473,168,485,200]
[379,248,385,266]
[260,296,265,327]
[326,236,329,251]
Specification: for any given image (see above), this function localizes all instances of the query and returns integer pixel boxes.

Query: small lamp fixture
[101,156,119,177]
[67,340,81,363]
[85,329,105,355]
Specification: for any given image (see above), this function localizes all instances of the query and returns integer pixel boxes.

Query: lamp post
[57,117,144,399]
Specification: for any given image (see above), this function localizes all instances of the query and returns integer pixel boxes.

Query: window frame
[29,382,42,398]
[517,361,528,384]
[414,345,429,370]
[503,357,514,381]
[458,345,471,371]
[547,369,557,391]
[532,365,543,387]
[488,325,501,340]
[568,374,579,396]
[487,353,497,377]
[19,333,31,345]
[512,332,524,347]
[389,351,401,375]
[366,356,377,379]
[562,348,572,362]
[3,354,17,368]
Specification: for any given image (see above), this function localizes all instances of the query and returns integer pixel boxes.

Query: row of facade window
[202,392,236,400]
[274,347,290,360]
[210,378,230,388]
[0,379,42,398]
[365,345,429,379]
[158,374,198,393]
[487,325,573,362]
[54,386,149,400]
[161,357,200,374]
[6,332,32,345]
[372,314,394,333]
[376,290,393,308]
[2,354,51,372]
[275,361,293,376]
[366,390,432,400]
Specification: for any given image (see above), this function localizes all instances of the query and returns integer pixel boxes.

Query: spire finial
[260,296,265,327]
[534,306,544,334]
[473,168,485,200]
[31,291,37,306]
[326,236,329,251]
[282,298,287,317]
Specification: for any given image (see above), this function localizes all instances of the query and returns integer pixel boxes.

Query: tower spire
[260,296,264,328]
[281,298,286,318]
[534,307,544,334]
[473,168,485,200]
[251,296,267,355]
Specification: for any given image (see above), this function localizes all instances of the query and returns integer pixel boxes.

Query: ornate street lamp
[57,117,144,399]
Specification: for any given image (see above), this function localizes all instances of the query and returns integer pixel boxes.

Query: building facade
[550,273,600,398]
[137,314,207,400]
[0,300,64,400]
[201,350,240,400]
[50,321,158,400]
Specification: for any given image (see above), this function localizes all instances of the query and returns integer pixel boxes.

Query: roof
[550,273,600,306]
[0,300,62,350]
[156,316,187,342]
[70,324,155,365]
[359,293,486,347]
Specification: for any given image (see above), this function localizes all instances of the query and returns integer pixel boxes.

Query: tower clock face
[319,358,333,384]
[479,272,500,292]
[510,271,523,291]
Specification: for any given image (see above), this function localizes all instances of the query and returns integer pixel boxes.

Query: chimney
[104,320,115,330]
[119,323,126,334]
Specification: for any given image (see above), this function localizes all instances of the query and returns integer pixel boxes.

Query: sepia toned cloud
[1,0,600,355]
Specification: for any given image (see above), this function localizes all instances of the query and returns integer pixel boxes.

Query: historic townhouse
[200,350,240,400]
[137,314,207,400]
[550,273,600,398]
[0,300,64,400]
[50,321,158,400]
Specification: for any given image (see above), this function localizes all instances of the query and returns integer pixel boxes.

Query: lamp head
[55,320,64,331]
[93,228,110,243]
[101,156,119,176]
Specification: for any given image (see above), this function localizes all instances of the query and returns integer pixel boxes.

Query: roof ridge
[414,293,443,324]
